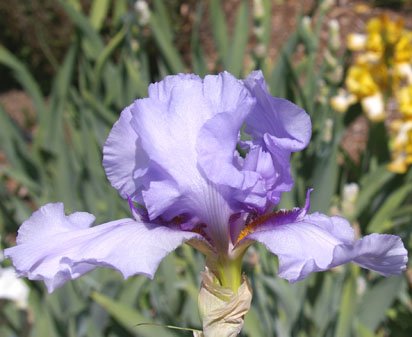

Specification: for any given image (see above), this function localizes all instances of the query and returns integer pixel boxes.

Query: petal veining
[242,71,312,203]
[4,203,200,292]
[130,72,254,250]
[248,212,407,282]
[244,71,312,151]
[103,105,149,199]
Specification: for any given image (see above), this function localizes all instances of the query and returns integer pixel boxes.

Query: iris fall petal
[4,203,200,292]
[248,212,407,282]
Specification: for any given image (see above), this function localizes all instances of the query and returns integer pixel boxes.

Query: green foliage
[0,0,410,336]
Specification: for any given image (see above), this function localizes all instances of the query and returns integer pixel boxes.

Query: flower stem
[216,256,243,292]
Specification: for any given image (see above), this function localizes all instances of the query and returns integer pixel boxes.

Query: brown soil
[0,90,36,129]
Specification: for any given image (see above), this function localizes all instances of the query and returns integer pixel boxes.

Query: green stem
[216,256,243,292]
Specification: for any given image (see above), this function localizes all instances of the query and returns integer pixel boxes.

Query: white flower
[330,89,357,113]
[342,183,359,218]
[134,0,150,26]
[347,33,367,51]
[0,267,29,309]
[361,93,385,122]
[1,236,29,309]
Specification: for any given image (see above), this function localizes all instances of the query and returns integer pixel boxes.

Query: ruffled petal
[131,74,222,219]
[102,105,149,199]
[197,107,268,210]
[244,71,312,151]
[350,234,408,275]
[243,71,312,201]
[242,146,280,205]
[248,212,407,282]
[130,72,254,250]
[4,203,200,292]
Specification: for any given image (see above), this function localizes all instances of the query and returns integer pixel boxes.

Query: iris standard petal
[103,105,149,199]
[131,74,223,219]
[242,71,312,202]
[197,111,268,209]
[248,212,407,282]
[242,146,280,205]
[130,72,254,250]
[244,71,312,151]
[4,203,200,292]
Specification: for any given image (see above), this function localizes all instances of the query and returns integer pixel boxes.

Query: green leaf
[0,46,46,116]
[209,0,229,65]
[93,27,127,87]
[354,322,376,337]
[0,107,28,170]
[91,291,179,337]
[150,13,185,73]
[312,273,344,334]
[335,273,357,337]
[41,44,77,152]
[270,32,299,97]
[355,165,394,218]
[357,276,403,331]
[124,58,149,97]
[81,89,117,124]
[243,307,266,337]
[1,167,40,195]
[191,2,208,76]
[29,291,60,337]
[227,0,249,76]
[113,0,127,24]
[310,143,339,213]
[152,0,174,43]
[261,276,306,332]
[149,2,185,73]
[367,182,412,233]
[89,0,110,31]
[58,0,104,59]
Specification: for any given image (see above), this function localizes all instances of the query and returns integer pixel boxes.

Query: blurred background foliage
[0,0,411,336]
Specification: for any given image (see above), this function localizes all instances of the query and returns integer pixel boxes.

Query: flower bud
[198,268,252,337]
[134,0,150,26]
[301,16,312,35]
[253,0,264,20]
[322,118,334,143]
[328,19,340,52]
[341,183,359,218]
[320,0,334,13]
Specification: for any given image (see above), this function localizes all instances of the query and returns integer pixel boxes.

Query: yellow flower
[367,15,403,45]
[388,120,412,173]
[398,85,412,117]
[382,16,403,44]
[388,155,408,174]
[392,121,412,149]
[394,33,412,64]
[394,63,412,86]
[338,14,412,126]
[366,32,384,57]
[346,65,378,98]
[366,17,382,35]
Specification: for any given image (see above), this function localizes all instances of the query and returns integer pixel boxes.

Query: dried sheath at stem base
[197,269,252,337]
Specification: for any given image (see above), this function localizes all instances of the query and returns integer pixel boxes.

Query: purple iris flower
[4,71,407,293]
